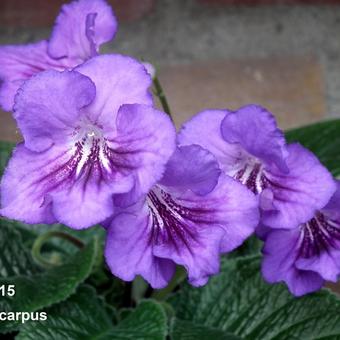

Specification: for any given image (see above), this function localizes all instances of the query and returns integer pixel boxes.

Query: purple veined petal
[48,0,117,62]
[261,228,324,296]
[109,104,176,207]
[76,54,153,129]
[261,143,336,229]
[160,145,221,196]
[221,104,289,173]
[1,104,176,229]
[0,41,74,112]
[13,69,96,152]
[105,206,176,289]
[0,143,134,229]
[3,77,175,228]
[294,212,340,282]
[150,174,258,286]
[178,109,244,174]
[106,173,258,287]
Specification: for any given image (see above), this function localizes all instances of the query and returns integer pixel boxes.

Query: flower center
[298,212,340,258]
[233,161,267,194]
[146,187,201,251]
[70,123,112,178]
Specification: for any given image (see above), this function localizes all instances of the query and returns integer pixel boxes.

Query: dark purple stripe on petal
[234,162,267,194]
[147,188,204,254]
[298,212,340,258]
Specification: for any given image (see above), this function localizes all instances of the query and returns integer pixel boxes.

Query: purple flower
[178,105,335,230]
[0,55,176,229]
[0,0,117,111]
[261,181,340,296]
[104,145,259,288]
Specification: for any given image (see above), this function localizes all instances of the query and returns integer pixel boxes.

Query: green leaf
[286,119,340,176]
[18,290,167,340]
[171,319,241,340]
[0,140,14,177]
[0,238,98,333]
[170,256,340,340]
[107,300,167,340]
[17,285,114,340]
[0,221,38,278]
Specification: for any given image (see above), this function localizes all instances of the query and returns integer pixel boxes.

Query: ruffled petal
[178,109,243,174]
[261,229,324,296]
[160,145,221,196]
[221,105,288,172]
[13,69,96,152]
[48,0,117,62]
[76,54,153,129]
[296,250,340,282]
[105,206,176,288]
[153,224,224,286]
[150,174,258,285]
[0,143,133,229]
[0,41,72,111]
[110,104,176,207]
[261,143,336,229]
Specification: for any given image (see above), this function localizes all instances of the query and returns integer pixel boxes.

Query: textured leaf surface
[0,221,38,278]
[0,239,98,333]
[17,285,113,340]
[170,256,340,340]
[171,319,241,340]
[286,119,340,176]
[18,290,167,340]
[107,300,167,340]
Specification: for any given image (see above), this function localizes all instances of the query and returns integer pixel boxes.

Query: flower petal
[323,180,340,220]
[110,104,176,207]
[13,69,96,152]
[261,143,336,229]
[105,206,176,289]
[151,174,259,285]
[221,105,288,172]
[0,41,72,111]
[0,143,134,229]
[48,0,117,62]
[160,145,221,196]
[296,251,340,282]
[261,229,324,296]
[153,224,224,287]
[76,54,153,129]
[215,176,260,253]
[178,109,242,174]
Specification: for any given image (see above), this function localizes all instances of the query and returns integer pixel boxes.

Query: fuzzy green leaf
[170,256,340,340]
[0,238,98,333]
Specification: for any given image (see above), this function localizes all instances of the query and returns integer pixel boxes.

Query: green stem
[32,231,84,269]
[153,75,173,121]
[151,266,187,301]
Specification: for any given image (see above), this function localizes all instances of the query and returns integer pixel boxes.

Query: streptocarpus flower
[0,0,117,111]
[104,145,259,288]
[178,105,335,230]
[0,55,176,229]
[261,180,340,296]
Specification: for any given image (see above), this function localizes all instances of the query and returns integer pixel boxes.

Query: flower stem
[32,231,84,269]
[153,75,173,121]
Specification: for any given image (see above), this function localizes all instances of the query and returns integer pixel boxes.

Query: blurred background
[1,0,340,140]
